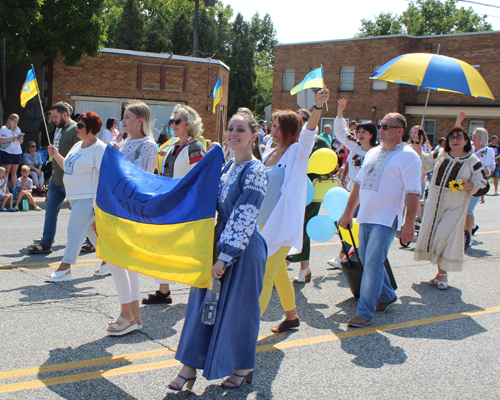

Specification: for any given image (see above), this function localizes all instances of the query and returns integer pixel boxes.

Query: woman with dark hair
[257,87,330,333]
[23,140,45,193]
[102,118,122,144]
[413,123,488,290]
[409,125,431,153]
[168,110,268,391]
[328,98,379,268]
[45,112,107,282]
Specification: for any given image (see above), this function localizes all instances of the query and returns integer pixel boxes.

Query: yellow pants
[259,246,296,315]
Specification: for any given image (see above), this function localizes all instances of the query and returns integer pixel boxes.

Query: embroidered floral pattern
[219,204,259,250]
[219,163,245,203]
[352,153,364,168]
[244,165,267,195]
[361,143,405,191]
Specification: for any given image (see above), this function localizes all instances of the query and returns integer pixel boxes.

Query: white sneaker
[46,269,73,282]
[94,263,111,276]
[327,257,342,269]
[494,191,499,196]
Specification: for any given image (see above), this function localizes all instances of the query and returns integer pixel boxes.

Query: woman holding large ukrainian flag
[168,110,268,391]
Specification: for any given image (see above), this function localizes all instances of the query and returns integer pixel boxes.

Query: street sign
[296,88,315,110]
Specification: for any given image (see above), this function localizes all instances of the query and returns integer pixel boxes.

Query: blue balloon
[306,178,314,206]
[324,187,350,221]
[306,215,336,242]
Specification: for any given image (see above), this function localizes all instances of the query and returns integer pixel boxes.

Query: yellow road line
[0,259,100,270]
[1,305,499,394]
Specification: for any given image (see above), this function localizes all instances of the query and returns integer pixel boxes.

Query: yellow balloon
[339,218,360,246]
[307,148,338,175]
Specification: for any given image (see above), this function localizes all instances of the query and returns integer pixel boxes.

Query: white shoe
[293,268,311,283]
[94,263,111,276]
[327,257,342,269]
[494,191,499,196]
[46,269,73,282]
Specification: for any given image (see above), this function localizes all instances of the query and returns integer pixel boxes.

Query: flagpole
[320,64,328,112]
[37,93,51,146]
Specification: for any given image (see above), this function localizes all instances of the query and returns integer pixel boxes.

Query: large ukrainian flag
[95,145,224,288]
[20,65,40,108]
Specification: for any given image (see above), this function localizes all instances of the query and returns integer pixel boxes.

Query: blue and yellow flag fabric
[213,76,222,113]
[20,65,40,108]
[95,145,224,288]
[290,67,324,95]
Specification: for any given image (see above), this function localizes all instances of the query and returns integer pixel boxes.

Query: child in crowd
[14,165,41,211]
[0,166,15,211]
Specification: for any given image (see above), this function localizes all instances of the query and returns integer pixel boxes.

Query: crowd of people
[0,88,495,391]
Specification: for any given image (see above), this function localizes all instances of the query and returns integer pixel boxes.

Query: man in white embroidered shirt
[338,113,421,328]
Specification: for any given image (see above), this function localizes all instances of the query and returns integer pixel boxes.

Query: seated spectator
[0,166,15,211]
[14,165,41,211]
[22,141,45,193]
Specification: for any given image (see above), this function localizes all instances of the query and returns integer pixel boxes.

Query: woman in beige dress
[412,126,488,289]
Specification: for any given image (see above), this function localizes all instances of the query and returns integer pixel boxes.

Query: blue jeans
[355,218,398,321]
[41,182,66,248]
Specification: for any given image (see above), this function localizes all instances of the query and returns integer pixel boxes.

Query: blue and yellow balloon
[338,218,360,247]
[307,149,338,175]
[306,215,336,242]
[324,187,350,222]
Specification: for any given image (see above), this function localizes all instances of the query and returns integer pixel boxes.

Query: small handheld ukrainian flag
[213,76,222,114]
[20,65,40,108]
[290,67,324,95]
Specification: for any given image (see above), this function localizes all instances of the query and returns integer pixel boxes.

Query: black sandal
[28,243,52,254]
[271,318,300,333]
[142,290,172,304]
[81,243,96,253]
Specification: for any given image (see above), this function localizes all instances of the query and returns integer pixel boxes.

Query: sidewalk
[32,193,70,210]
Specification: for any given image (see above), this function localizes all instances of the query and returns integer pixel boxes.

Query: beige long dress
[414,149,488,271]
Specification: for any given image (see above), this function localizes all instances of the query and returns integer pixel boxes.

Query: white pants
[29,171,42,186]
[109,263,141,304]
[62,199,96,265]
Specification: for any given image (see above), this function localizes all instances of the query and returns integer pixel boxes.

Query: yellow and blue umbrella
[370,53,494,100]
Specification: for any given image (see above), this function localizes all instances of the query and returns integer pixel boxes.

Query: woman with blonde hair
[0,114,24,188]
[104,102,158,335]
[142,104,206,306]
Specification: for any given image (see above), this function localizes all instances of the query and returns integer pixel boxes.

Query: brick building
[273,30,500,145]
[3,49,230,143]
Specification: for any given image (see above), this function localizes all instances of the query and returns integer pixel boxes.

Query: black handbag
[337,225,397,299]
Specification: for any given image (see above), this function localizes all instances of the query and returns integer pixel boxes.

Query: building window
[282,69,295,91]
[469,120,484,135]
[372,66,387,91]
[423,119,436,146]
[340,67,354,91]
[417,86,429,93]
[472,65,480,72]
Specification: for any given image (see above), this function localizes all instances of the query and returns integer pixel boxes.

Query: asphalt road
[1,193,499,399]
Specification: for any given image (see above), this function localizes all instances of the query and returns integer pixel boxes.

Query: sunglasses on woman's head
[76,122,86,129]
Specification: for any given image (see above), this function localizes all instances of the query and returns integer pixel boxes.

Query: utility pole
[193,0,199,57]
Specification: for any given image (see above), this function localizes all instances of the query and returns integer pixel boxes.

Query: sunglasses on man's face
[76,122,86,129]
[378,124,402,131]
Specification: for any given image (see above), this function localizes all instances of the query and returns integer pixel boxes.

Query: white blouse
[116,136,157,173]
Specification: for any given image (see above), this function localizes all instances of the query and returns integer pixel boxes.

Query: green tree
[142,0,173,53]
[0,0,43,66]
[356,12,404,37]
[357,0,492,37]
[112,0,145,50]
[227,13,256,116]
[1,0,107,66]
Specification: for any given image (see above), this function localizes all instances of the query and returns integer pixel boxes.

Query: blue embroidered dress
[175,159,268,380]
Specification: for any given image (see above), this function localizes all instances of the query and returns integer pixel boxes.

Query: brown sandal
[81,243,95,253]
[271,318,300,333]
